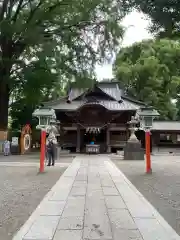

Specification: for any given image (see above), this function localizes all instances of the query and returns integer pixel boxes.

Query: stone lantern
[136,107,159,130]
[32,108,56,130]
[124,116,144,160]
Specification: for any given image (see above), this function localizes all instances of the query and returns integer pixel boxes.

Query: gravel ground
[112,156,180,236]
[0,166,67,240]
[0,153,74,163]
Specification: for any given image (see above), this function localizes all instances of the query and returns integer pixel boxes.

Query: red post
[40,130,46,173]
[145,130,152,173]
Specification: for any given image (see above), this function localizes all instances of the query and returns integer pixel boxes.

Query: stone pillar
[106,126,111,153]
[76,125,80,153]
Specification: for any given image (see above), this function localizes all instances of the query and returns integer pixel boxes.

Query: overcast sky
[95,11,152,80]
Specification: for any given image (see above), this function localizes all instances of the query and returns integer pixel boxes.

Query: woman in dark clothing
[46,139,55,166]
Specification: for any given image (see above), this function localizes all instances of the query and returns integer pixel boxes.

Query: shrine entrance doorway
[81,127,107,153]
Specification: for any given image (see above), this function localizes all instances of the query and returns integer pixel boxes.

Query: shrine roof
[98,82,121,102]
[152,121,180,131]
[42,81,146,111]
[44,99,141,111]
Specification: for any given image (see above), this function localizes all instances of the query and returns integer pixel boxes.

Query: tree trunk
[0,81,10,131]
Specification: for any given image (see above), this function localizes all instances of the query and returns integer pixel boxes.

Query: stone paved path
[13,156,180,240]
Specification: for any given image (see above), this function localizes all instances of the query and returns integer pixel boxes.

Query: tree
[10,41,99,130]
[0,0,126,132]
[113,39,180,119]
[128,0,180,38]
[10,52,61,130]
[9,54,96,130]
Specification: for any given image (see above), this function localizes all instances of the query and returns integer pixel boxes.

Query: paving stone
[111,176,128,184]
[73,181,87,187]
[49,182,73,201]
[64,168,79,177]
[88,183,102,189]
[66,196,86,206]
[101,179,115,187]
[62,197,85,217]
[115,183,139,200]
[112,227,143,240]
[115,183,154,218]
[78,168,88,175]
[84,213,112,239]
[49,190,71,201]
[108,209,137,230]
[23,216,59,240]
[58,216,83,230]
[39,201,66,216]
[105,196,126,209]
[17,156,180,240]
[88,178,101,185]
[102,187,119,196]
[87,189,104,200]
[53,230,83,240]
[85,199,107,215]
[70,186,87,196]
[75,174,88,181]
[55,176,74,185]
[134,218,171,240]
[125,199,154,218]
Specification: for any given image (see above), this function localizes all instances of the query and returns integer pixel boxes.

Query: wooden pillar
[106,126,111,153]
[76,125,80,153]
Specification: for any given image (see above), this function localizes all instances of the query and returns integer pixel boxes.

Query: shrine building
[41,81,180,153]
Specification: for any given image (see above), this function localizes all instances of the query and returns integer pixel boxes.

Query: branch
[25,0,43,24]
[7,0,15,18]
[12,0,24,22]
[0,0,9,21]
[44,20,107,38]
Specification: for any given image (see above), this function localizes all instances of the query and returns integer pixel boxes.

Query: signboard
[12,137,19,146]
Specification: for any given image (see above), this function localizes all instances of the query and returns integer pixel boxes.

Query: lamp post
[32,108,56,173]
[137,107,159,174]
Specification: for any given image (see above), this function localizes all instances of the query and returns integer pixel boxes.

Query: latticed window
[39,116,48,126]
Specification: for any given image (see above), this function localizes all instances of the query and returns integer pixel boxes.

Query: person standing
[46,139,54,166]
[46,132,57,166]
[3,140,10,156]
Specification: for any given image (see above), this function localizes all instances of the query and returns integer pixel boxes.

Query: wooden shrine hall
[42,81,180,153]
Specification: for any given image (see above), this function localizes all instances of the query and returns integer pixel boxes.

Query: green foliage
[0,0,127,130]
[10,52,60,130]
[128,0,180,38]
[114,39,180,119]
[0,0,126,82]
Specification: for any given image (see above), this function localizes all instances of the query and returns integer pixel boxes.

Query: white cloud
[96,10,152,80]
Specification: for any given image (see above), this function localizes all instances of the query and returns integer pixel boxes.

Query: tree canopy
[128,0,180,38]
[0,0,127,131]
[114,39,180,119]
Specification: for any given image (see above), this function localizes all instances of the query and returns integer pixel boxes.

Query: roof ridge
[42,96,66,106]
[121,94,146,105]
